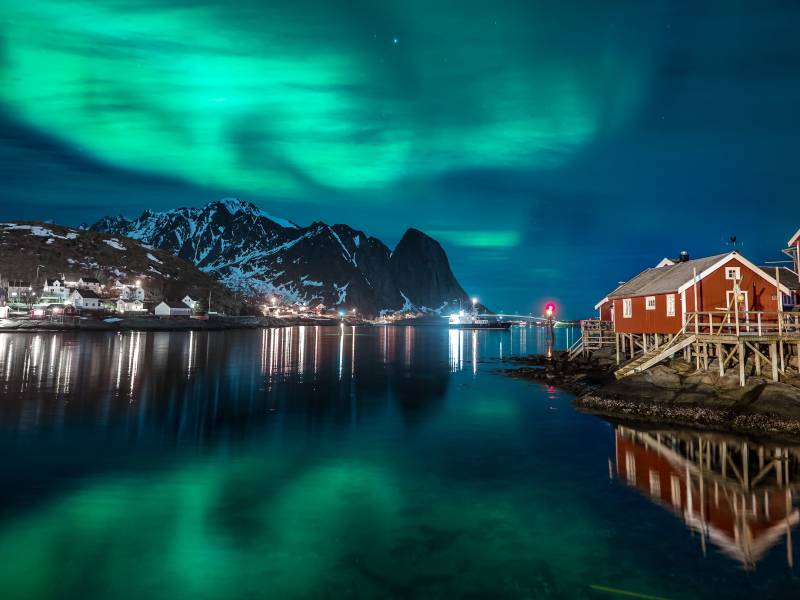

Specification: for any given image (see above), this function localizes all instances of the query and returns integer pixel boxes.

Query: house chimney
[679,251,690,262]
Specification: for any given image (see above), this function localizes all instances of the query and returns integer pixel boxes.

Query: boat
[448,311,511,330]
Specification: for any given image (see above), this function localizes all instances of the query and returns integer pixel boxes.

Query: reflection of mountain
[613,425,800,569]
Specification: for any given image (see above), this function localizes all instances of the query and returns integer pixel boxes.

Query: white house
[7,280,32,300]
[0,305,9,319]
[154,301,191,317]
[117,298,145,313]
[182,295,198,310]
[69,289,101,310]
[78,277,102,292]
[43,278,69,300]
[121,285,145,301]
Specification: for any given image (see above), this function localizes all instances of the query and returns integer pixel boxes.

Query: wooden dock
[614,310,800,384]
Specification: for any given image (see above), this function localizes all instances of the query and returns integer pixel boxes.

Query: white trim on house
[666,294,676,317]
[593,296,609,311]
[676,252,793,296]
[788,228,800,247]
[725,266,741,280]
[680,290,687,326]
[645,296,656,310]
[623,298,632,318]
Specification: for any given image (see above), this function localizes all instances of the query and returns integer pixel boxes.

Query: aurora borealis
[2,1,800,314]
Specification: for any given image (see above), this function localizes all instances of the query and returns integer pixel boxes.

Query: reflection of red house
[615,427,798,568]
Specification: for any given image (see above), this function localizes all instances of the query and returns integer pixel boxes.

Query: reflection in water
[612,424,800,569]
[2,326,799,599]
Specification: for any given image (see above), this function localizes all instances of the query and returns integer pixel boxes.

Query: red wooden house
[597,251,793,335]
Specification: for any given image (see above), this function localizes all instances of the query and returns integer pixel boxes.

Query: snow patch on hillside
[104,238,126,251]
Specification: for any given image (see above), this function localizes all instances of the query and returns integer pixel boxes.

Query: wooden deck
[605,310,800,385]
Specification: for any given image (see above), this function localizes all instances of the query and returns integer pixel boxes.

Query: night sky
[1,1,799,316]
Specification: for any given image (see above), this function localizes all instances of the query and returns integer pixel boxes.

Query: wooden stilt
[771,342,779,382]
[755,348,762,377]
[739,342,746,387]
[717,342,724,377]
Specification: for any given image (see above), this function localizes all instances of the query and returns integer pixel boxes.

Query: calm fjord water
[0,326,797,599]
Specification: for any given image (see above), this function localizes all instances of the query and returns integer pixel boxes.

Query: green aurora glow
[0,1,651,196]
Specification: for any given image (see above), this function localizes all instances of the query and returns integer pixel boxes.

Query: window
[623,298,632,318]
[649,470,661,497]
[725,266,741,280]
[670,475,682,508]
[625,452,636,484]
[645,296,656,311]
[666,294,676,317]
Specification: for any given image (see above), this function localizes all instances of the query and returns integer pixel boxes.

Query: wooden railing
[685,311,800,337]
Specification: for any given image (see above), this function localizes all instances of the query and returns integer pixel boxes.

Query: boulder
[685,371,717,387]
[752,383,800,418]
[641,365,682,390]
[668,358,694,375]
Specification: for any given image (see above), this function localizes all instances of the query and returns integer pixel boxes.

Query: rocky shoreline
[0,315,352,332]
[505,347,800,438]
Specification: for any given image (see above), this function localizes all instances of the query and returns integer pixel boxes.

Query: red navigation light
[545,303,556,317]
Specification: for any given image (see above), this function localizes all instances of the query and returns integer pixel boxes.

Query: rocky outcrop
[389,228,469,310]
[506,349,800,437]
[92,199,471,316]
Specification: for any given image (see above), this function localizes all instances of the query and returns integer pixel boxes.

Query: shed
[154,301,191,317]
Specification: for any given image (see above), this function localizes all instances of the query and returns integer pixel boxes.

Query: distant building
[182,295,198,310]
[69,288,101,310]
[43,278,69,300]
[78,277,102,292]
[7,280,32,299]
[120,285,145,302]
[0,305,8,319]
[117,298,145,313]
[154,301,191,317]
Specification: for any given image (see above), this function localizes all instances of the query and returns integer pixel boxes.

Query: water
[0,325,797,599]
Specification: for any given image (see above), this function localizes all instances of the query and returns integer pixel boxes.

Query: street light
[545,303,555,319]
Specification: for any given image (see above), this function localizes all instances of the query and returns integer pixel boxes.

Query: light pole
[471,297,478,315]
[545,303,556,358]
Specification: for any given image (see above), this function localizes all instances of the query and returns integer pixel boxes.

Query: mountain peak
[213,197,298,229]
[92,203,468,315]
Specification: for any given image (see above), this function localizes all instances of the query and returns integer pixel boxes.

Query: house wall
[613,293,682,334]
[613,258,784,334]
[598,300,614,322]
[683,258,782,314]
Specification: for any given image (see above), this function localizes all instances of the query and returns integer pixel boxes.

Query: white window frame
[645,296,656,311]
[623,298,632,319]
[666,294,676,317]
[725,266,741,281]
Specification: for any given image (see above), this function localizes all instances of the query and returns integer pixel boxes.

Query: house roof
[79,277,100,283]
[45,278,64,285]
[161,301,190,309]
[608,254,728,299]
[73,289,100,299]
[771,267,800,291]
[788,228,800,247]
[7,280,31,287]
[607,252,792,299]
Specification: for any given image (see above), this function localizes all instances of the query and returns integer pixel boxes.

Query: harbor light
[471,297,477,305]
[545,302,556,318]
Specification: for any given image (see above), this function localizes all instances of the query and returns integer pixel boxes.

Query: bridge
[477,313,576,327]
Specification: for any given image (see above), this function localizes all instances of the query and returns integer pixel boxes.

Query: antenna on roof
[725,235,742,249]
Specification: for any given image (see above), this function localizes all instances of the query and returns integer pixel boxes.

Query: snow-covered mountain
[92,198,470,315]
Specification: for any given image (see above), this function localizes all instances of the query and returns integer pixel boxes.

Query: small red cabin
[600,251,794,335]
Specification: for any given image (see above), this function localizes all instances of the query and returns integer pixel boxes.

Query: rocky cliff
[93,198,470,315]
